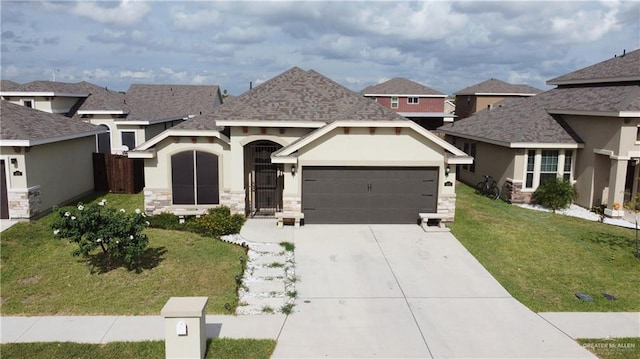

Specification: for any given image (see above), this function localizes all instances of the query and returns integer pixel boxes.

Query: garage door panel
[302,166,438,224]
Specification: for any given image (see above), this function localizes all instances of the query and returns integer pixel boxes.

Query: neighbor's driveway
[272,225,595,358]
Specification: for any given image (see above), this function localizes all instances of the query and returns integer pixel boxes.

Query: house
[440,48,640,217]
[129,67,472,224]
[0,100,105,219]
[0,81,223,154]
[454,78,542,119]
[361,78,452,130]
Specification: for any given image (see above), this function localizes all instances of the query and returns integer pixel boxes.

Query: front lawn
[0,338,276,359]
[450,182,640,312]
[0,193,247,315]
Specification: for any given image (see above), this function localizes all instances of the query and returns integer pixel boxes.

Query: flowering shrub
[532,178,577,213]
[187,206,246,237]
[52,199,149,269]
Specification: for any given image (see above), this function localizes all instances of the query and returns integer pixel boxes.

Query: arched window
[97,125,111,154]
[171,151,219,205]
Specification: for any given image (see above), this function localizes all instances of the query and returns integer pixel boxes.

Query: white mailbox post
[161,297,208,359]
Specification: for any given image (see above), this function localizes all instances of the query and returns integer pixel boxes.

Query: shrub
[186,206,246,237]
[532,178,577,213]
[52,200,149,269]
[147,212,182,230]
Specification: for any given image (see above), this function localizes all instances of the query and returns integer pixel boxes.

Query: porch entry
[244,140,284,216]
[1,160,8,219]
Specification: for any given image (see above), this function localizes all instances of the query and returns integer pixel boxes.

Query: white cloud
[160,67,188,82]
[171,6,221,31]
[72,0,150,27]
[119,69,154,80]
[550,3,622,43]
[214,26,269,44]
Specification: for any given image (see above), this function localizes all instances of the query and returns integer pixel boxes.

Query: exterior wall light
[445,165,450,177]
[291,165,297,176]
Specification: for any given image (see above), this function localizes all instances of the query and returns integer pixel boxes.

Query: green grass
[578,338,640,359]
[0,338,276,359]
[1,193,247,315]
[450,182,640,312]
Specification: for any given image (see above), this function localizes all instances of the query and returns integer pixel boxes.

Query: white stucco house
[129,67,472,224]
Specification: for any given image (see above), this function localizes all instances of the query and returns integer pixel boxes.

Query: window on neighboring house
[563,150,573,182]
[171,151,219,205]
[391,97,399,108]
[97,125,111,154]
[461,142,476,173]
[526,150,535,188]
[121,132,136,151]
[21,99,33,108]
[539,150,559,184]
[407,97,419,104]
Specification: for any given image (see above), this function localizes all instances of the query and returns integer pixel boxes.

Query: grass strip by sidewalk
[0,338,276,359]
[450,182,640,312]
[1,193,247,315]
[578,338,640,359]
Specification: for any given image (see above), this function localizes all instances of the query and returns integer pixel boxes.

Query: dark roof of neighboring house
[178,67,408,131]
[1,80,20,90]
[548,48,640,85]
[0,100,102,143]
[544,84,640,113]
[126,84,221,121]
[454,78,543,96]
[361,77,445,96]
[0,80,89,95]
[75,81,129,113]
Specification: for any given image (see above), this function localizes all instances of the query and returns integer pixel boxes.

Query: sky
[1,0,639,96]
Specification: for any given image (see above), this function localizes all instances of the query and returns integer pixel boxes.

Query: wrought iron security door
[245,141,284,216]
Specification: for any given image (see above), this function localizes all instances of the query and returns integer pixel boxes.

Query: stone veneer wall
[283,194,301,213]
[437,193,456,222]
[7,186,42,219]
[503,179,533,204]
[144,188,172,216]
[220,189,245,214]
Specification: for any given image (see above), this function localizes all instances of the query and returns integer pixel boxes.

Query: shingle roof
[0,80,89,95]
[548,48,640,85]
[126,84,221,121]
[0,100,102,143]
[361,77,445,96]
[454,78,543,96]
[1,80,20,90]
[75,81,129,112]
[177,67,408,131]
[545,85,640,112]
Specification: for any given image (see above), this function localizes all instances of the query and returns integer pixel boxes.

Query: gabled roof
[126,84,221,122]
[548,48,640,86]
[544,84,640,115]
[0,80,89,97]
[1,80,20,90]
[0,100,104,146]
[75,81,129,114]
[454,78,542,96]
[361,77,445,97]
[439,94,581,148]
[177,67,409,131]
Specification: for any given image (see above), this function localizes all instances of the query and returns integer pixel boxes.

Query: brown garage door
[302,166,438,224]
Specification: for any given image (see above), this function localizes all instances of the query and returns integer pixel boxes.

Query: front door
[244,141,284,216]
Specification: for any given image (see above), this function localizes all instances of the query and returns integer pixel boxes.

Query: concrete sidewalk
[0,314,286,344]
[539,312,640,339]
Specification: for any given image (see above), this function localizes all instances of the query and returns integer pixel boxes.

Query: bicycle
[476,175,502,200]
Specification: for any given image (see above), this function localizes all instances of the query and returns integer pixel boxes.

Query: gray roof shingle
[0,80,89,95]
[361,77,445,96]
[125,84,221,121]
[177,67,408,131]
[548,48,640,85]
[1,100,102,143]
[454,78,543,96]
[1,80,20,90]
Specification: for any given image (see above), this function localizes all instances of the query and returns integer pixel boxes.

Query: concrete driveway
[272,225,595,358]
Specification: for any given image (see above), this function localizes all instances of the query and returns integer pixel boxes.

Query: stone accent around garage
[7,186,42,219]
[282,194,301,213]
[437,193,456,222]
[143,188,172,215]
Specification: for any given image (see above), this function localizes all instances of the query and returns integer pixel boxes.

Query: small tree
[532,178,577,213]
[52,199,149,269]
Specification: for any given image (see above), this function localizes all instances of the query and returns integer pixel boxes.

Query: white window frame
[407,97,419,104]
[20,98,34,108]
[523,149,574,190]
[391,97,399,109]
[120,131,137,152]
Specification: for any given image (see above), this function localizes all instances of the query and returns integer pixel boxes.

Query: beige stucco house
[454,78,542,120]
[0,81,223,155]
[440,48,640,217]
[0,101,104,219]
[130,67,472,224]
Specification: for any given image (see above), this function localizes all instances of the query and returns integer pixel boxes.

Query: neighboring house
[440,48,640,218]
[361,78,452,130]
[0,100,105,219]
[0,81,223,154]
[130,67,472,224]
[445,99,455,115]
[454,78,542,119]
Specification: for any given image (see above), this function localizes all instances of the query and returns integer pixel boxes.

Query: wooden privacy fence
[93,153,145,194]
